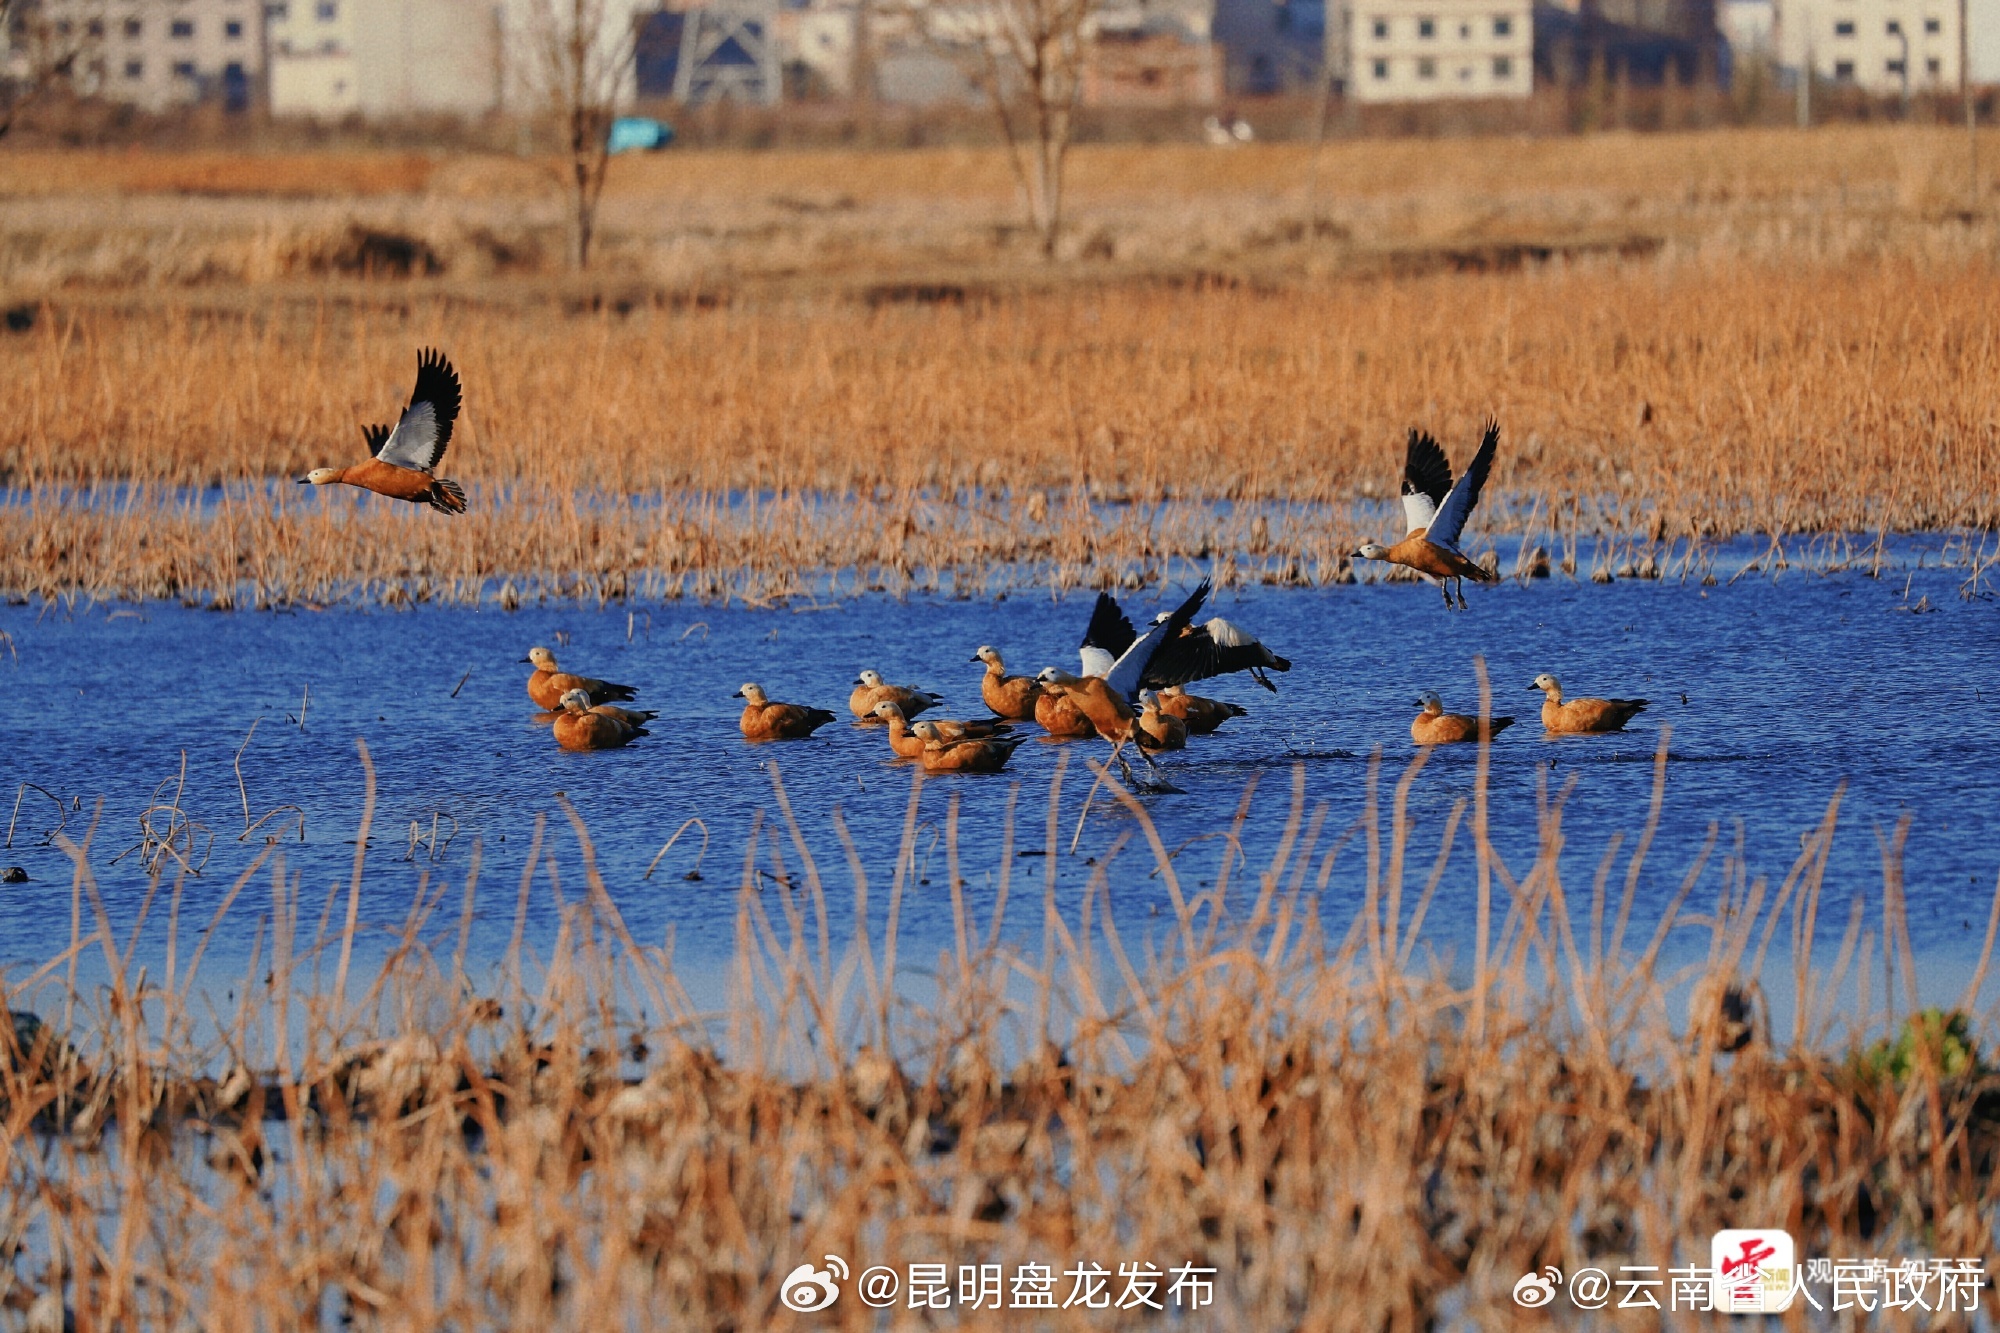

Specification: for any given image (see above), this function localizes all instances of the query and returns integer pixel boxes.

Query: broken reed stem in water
[1,753,1997,1327]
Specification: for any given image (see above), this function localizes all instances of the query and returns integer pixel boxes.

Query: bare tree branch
[913,0,1093,258]
[1,0,96,140]
[522,0,636,269]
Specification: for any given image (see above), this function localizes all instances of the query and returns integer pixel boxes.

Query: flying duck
[1355,423,1500,610]
[299,349,466,514]
[1078,590,1291,692]
[1037,579,1211,782]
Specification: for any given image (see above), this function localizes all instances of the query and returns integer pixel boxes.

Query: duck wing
[1401,428,1452,535]
[1426,420,1499,552]
[361,422,393,455]
[1104,580,1210,701]
[1142,617,1288,691]
[376,348,462,473]
[1078,591,1137,678]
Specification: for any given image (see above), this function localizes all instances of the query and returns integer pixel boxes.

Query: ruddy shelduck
[1038,579,1211,783]
[971,645,1043,720]
[298,348,467,514]
[1135,691,1189,751]
[1410,691,1514,746]
[1157,685,1246,735]
[909,721,1028,774]
[736,683,837,740]
[1080,591,1291,691]
[1529,674,1650,734]
[521,646,639,712]
[873,701,1009,758]
[553,689,647,751]
[1033,679,1098,737]
[1355,424,1501,610]
[849,670,943,722]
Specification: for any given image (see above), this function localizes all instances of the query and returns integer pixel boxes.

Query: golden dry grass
[4,747,1998,1328]
[4,254,1999,603]
[2,125,1997,602]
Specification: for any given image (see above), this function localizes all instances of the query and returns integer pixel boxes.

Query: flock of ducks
[306,355,1652,779]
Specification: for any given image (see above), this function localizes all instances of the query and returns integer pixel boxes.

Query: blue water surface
[0,563,1995,1014]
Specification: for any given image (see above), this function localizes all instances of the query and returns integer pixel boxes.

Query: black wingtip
[409,347,463,449]
[1082,590,1138,656]
[1401,429,1453,504]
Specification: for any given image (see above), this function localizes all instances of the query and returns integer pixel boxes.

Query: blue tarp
[607,117,675,154]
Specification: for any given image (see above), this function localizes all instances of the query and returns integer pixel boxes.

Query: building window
[1885,19,1901,33]
[124,59,143,78]
[123,17,141,36]
[54,18,71,35]
[1371,16,1388,37]
[170,18,194,37]
[86,18,104,36]
[266,1,288,16]
[1493,15,1512,35]
[172,60,196,77]
[1834,20,1854,34]
[1833,59,1854,77]
[1925,16,1941,32]
[1887,57,1906,73]
[225,18,242,36]
[1494,55,1513,77]
[1373,58,1389,78]
[1927,56,1942,74]
[315,1,336,19]
[1417,16,1435,37]
[1459,21,1471,36]
[1417,56,1437,76]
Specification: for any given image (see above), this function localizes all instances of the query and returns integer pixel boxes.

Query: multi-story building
[1775,0,1957,93]
[1346,0,1532,99]
[267,0,502,116]
[10,0,265,110]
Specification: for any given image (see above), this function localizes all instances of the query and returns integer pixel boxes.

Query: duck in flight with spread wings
[298,349,466,514]
[1076,589,1291,692]
[1355,422,1500,610]
[1036,580,1213,784]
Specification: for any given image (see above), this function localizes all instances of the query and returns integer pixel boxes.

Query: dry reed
[2,739,1998,1329]
[3,255,1998,603]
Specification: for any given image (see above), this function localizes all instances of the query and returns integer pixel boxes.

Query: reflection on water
[0,556,1995,1005]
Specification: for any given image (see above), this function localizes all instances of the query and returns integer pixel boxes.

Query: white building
[1776,0,1958,93]
[12,0,265,111]
[1346,0,1532,100]
[268,0,503,116]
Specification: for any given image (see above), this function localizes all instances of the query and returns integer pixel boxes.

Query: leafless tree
[0,0,95,139]
[922,0,1094,259]
[522,0,635,269]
